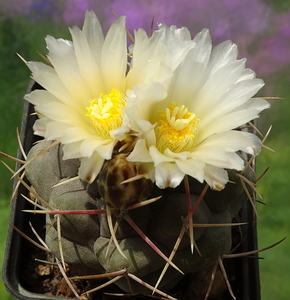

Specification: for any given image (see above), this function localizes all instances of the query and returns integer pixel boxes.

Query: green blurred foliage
[256,70,290,300]
[0,16,69,300]
[265,0,290,12]
[0,16,70,197]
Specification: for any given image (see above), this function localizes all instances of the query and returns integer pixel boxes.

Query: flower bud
[97,153,153,210]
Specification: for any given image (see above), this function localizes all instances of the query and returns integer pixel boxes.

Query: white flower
[24,11,196,183]
[126,29,270,190]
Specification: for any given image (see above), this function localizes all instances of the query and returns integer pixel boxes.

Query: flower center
[86,89,126,138]
[155,102,199,153]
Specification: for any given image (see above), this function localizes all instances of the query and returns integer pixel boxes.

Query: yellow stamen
[155,102,199,153]
[86,89,126,138]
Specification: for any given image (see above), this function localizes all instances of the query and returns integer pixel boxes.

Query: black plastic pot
[2,81,261,300]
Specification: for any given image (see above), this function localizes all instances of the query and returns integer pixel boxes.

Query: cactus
[19,134,256,299]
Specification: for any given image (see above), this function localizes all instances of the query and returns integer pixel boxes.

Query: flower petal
[175,159,205,183]
[46,35,91,107]
[199,78,265,127]
[166,29,212,107]
[33,101,86,128]
[196,130,262,156]
[82,11,104,67]
[25,89,60,106]
[198,98,270,139]
[149,146,174,165]
[101,16,127,92]
[61,126,94,144]
[80,137,114,159]
[203,165,229,191]
[192,146,244,170]
[62,142,82,159]
[26,62,81,111]
[45,121,71,140]
[79,152,105,183]
[125,82,167,130]
[155,162,185,188]
[193,59,247,115]
[206,40,238,74]
[33,117,50,137]
[69,24,103,97]
[127,139,153,163]
[127,28,171,87]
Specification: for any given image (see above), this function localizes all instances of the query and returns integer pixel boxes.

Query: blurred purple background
[0,0,290,76]
[1,0,290,76]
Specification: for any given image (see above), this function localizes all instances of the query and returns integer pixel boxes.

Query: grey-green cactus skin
[25,140,253,294]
